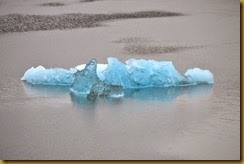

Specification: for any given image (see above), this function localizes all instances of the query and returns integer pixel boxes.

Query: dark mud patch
[113,37,153,44]
[124,44,194,55]
[114,37,203,55]
[0,11,183,34]
[80,0,102,3]
[40,2,66,7]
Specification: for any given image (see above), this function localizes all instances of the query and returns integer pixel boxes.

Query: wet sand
[0,11,182,33]
[0,0,240,160]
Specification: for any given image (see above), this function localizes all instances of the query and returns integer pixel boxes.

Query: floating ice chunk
[21,66,76,85]
[184,68,214,84]
[70,59,100,94]
[99,58,189,88]
[22,64,108,86]
[100,57,131,87]
[71,59,124,98]
[125,59,188,88]
[21,57,214,89]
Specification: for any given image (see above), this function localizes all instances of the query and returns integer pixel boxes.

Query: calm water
[0,0,240,159]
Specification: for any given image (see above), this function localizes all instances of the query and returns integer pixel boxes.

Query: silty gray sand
[0,11,183,34]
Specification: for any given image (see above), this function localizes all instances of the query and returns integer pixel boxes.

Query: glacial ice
[70,58,125,98]
[184,68,214,84]
[99,57,131,87]
[124,58,188,87]
[70,59,100,94]
[88,82,124,100]
[21,57,214,95]
[21,66,76,85]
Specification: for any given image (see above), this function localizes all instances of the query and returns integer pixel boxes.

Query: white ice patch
[75,64,107,79]
[184,68,214,84]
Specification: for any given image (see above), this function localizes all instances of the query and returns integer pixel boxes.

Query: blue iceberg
[70,58,100,94]
[21,57,214,96]
[98,58,189,88]
[21,66,76,85]
[70,59,124,99]
[99,58,131,87]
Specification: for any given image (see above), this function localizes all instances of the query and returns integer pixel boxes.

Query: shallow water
[0,0,240,160]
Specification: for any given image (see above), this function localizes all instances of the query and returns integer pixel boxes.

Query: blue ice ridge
[21,57,214,96]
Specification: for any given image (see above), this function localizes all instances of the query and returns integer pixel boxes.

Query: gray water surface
[0,0,240,160]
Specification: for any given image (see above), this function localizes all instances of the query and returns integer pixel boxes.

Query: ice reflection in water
[22,83,70,96]
[22,82,213,106]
